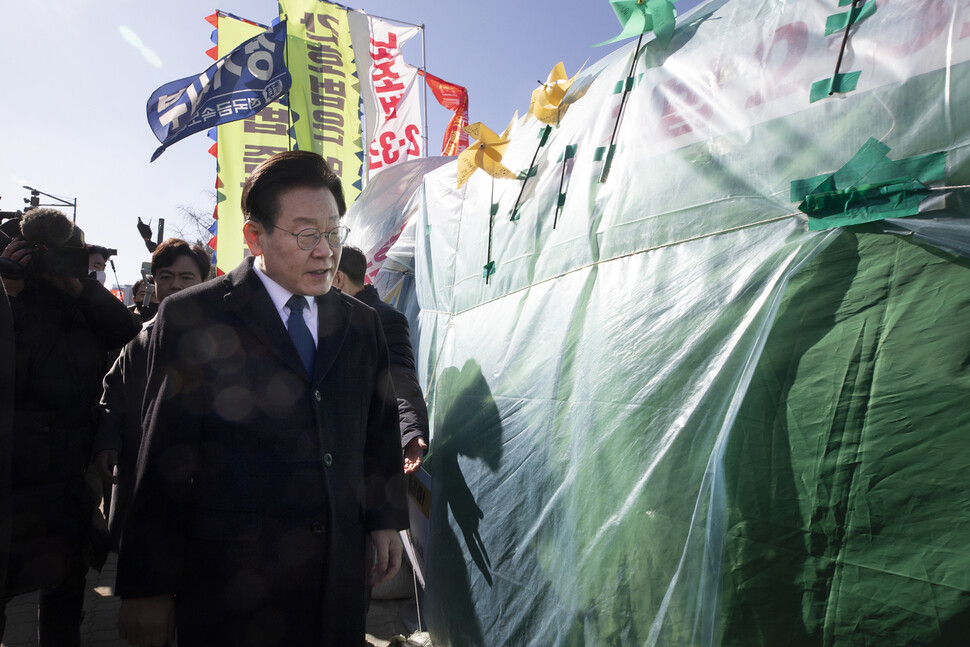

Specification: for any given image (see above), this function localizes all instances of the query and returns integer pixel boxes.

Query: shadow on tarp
[423,360,503,647]
[724,226,970,645]
[724,229,859,645]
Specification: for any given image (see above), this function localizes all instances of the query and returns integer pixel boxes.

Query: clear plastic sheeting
[345,1,970,644]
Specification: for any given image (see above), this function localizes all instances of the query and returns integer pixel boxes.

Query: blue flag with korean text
[146,20,290,161]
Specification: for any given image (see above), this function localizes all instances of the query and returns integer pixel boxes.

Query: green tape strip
[612,75,639,95]
[557,193,567,208]
[825,0,877,36]
[809,71,862,103]
[558,145,578,163]
[791,137,947,230]
[594,146,608,162]
[509,208,521,222]
[517,166,539,180]
[483,261,496,278]
[539,125,552,146]
[489,203,500,216]
[600,144,618,182]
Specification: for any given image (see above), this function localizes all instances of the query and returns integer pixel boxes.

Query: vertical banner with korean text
[280,0,363,207]
[359,18,422,178]
[215,14,291,274]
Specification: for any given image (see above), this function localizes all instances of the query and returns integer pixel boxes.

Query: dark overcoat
[116,259,408,647]
[352,284,429,449]
[93,321,153,551]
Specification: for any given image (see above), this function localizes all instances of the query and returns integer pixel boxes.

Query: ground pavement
[1,552,427,646]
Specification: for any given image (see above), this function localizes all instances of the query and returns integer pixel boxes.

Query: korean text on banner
[423,71,468,155]
[362,19,422,177]
[147,21,290,161]
[280,0,363,207]
[215,14,292,274]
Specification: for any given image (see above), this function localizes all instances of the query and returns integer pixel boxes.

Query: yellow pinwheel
[528,62,582,126]
[456,122,520,189]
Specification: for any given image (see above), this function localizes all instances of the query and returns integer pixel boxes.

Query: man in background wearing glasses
[116,151,408,647]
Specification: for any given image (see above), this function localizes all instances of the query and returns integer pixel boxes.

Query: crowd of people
[0,150,429,646]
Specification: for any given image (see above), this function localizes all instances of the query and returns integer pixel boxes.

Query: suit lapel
[313,290,352,384]
[222,260,309,379]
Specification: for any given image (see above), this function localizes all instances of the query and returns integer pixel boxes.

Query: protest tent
[344,0,970,644]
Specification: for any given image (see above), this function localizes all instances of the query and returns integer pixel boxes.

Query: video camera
[0,208,90,281]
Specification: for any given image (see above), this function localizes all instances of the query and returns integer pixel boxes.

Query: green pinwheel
[598,0,676,49]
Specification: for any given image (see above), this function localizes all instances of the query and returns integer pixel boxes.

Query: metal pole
[421,23,429,156]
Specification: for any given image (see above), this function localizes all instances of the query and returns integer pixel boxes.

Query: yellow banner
[279,0,363,207]
[215,15,291,274]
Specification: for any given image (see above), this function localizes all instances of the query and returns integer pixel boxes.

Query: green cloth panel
[723,229,970,646]
[824,0,877,36]
[809,71,862,103]
[791,138,947,230]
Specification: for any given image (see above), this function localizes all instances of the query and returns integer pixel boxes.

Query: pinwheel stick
[510,125,552,221]
[601,32,645,183]
[487,177,496,284]
[554,153,569,229]
[830,0,862,95]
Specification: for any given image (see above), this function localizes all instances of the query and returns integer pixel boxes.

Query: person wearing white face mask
[87,245,112,285]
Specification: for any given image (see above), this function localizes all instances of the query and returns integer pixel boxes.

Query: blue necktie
[286,295,315,376]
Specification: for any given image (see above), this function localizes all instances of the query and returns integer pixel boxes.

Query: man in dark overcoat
[333,245,429,474]
[116,151,409,647]
[93,239,210,552]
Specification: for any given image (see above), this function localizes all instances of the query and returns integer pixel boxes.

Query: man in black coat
[117,151,409,647]
[93,239,210,552]
[333,246,429,473]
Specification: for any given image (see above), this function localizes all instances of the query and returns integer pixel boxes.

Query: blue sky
[0,0,702,285]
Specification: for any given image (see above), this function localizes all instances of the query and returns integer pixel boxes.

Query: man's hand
[369,529,404,587]
[403,437,428,474]
[118,594,175,647]
[95,449,119,484]
[0,238,30,297]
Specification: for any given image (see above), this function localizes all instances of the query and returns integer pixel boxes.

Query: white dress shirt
[253,264,319,346]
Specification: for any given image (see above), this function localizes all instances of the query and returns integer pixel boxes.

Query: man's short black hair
[151,238,211,279]
[87,244,113,259]
[132,279,145,294]
[240,150,346,228]
[337,245,367,286]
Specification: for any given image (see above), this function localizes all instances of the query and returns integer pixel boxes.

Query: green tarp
[345,0,970,644]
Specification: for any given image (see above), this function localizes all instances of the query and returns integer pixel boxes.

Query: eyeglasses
[272,225,351,251]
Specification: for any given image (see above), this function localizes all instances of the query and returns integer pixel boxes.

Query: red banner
[421,70,469,156]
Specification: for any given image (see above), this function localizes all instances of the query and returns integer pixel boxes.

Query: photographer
[0,208,140,646]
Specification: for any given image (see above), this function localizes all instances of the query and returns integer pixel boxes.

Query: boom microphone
[21,207,75,249]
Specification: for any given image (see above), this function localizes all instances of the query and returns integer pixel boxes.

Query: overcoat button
[323,453,333,467]
[314,390,322,402]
